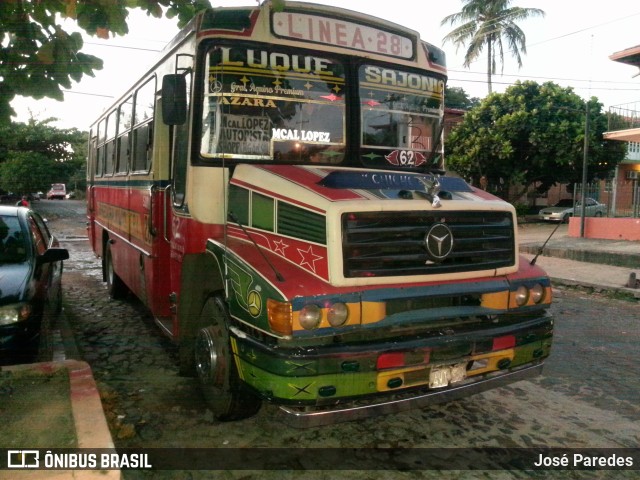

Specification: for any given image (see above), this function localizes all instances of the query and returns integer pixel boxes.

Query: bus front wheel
[194,296,261,421]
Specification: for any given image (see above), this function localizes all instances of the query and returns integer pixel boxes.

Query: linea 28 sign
[273,11,414,59]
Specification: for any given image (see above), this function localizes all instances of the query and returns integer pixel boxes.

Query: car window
[32,212,52,247]
[28,216,47,255]
[0,215,28,264]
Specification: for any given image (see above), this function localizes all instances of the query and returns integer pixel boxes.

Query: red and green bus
[86,1,553,427]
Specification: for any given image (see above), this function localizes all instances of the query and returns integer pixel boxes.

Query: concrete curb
[520,243,640,269]
[548,276,640,300]
[4,361,120,479]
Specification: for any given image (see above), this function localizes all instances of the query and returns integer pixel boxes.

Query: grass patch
[0,366,77,448]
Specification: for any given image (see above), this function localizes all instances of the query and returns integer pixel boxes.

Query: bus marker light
[267,299,292,336]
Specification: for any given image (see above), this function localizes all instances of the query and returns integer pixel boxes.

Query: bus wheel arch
[177,253,224,375]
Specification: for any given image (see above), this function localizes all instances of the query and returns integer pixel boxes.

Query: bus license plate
[429,363,467,388]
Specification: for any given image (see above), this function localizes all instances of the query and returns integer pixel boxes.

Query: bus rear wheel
[194,296,261,421]
[105,241,127,299]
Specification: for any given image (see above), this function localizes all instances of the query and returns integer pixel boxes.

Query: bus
[86,1,553,427]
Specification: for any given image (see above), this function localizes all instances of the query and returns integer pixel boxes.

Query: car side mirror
[37,247,70,265]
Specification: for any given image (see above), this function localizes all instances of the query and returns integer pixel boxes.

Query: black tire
[595,211,603,217]
[194,296,261,421]
[105,241,127,299]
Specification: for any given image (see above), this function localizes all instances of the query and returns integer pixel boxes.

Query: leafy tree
[442,0,544,93]
[445,86,480,110]
[445,81,626,202]
[0,118,87,194]
[0,0,212,125]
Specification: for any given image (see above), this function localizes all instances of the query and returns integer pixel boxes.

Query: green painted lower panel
[236,355,379,401]
[511,340,552,366]
[234,339,551,403]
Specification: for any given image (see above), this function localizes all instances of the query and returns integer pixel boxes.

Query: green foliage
[0,0,212,125]
[442,0,544,93]
[0,118,88,194]
[445,81,626,202]
[445,86,480,110]
[0,153,60,194]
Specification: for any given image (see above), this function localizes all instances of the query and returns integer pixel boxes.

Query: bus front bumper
[277,362,544,428]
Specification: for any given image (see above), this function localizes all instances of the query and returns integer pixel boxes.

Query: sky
[10,0,640,130]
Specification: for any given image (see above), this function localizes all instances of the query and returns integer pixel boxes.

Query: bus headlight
[514,286,529,306]
[328,302,348,327]
[299,304,322,330]
[530,283,545,303]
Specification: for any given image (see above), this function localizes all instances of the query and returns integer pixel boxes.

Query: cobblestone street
[39,201,640,479]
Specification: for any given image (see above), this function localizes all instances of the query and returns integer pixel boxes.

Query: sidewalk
[518,222,640,300]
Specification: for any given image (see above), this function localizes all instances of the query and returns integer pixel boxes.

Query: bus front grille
[342,211,516,278]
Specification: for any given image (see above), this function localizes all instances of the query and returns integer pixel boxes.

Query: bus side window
[132,77,156,172]
[116,97,133,174]
[95,120,105,177]
[133,123,153,172]
[104,110,117,176]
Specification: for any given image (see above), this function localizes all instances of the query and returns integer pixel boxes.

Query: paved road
[36,200,640,478]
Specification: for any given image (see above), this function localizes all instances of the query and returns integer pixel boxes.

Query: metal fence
[608,103,640,131]
[574,181,640,218]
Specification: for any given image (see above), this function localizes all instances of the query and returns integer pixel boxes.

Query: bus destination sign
[273,12,414,59]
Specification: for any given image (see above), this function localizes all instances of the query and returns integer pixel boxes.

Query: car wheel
[105,241,127,299]
[595,211,603,217]
[194,296,261,421]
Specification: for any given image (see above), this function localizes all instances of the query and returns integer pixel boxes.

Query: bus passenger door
[165,70,192,339]
[86,134,97,250]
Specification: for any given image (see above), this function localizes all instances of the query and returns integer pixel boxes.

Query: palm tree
[442,0,544,94]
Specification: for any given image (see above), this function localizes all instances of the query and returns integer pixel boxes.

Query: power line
[448,76,640,92]
[84,41,162,53]
[61,90,114,99]
[448,68,640,86]
[527,12,640,47]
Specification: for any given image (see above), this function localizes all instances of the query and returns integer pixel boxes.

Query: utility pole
[580,102,589,238]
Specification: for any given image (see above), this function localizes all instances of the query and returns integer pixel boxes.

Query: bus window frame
[95,119,106,177]
[131,75,157,175]
[355,59,446,171]
[115,95,133,175]
[104,109,118,177]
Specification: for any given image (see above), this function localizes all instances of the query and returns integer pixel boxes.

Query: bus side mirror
[162,74,187,125]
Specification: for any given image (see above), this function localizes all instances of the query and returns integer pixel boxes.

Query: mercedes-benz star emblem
[424,223,454,262]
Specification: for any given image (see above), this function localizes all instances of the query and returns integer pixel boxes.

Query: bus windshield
[200,46,346,164]
[359,64,443,169]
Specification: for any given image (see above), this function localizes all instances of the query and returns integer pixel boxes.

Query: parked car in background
[0,192,20,205]
[538,198,607,222]
[0,205,69,365]
[46,183,66,200]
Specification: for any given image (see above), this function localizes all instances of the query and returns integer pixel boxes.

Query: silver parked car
[538,198,607,222]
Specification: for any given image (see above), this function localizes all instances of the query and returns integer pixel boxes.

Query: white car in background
[538,198,607,222]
